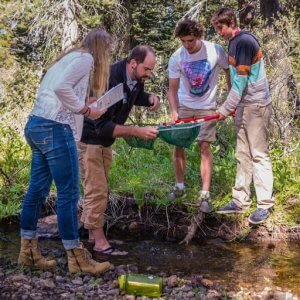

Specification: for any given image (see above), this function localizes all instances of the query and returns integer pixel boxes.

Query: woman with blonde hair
[18,28,113,275]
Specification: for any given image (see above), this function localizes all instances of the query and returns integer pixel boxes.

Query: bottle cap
[118,274,125,290]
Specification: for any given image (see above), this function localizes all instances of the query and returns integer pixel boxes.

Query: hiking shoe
[249,208,270,224]
[216,200,243,214]
[169,186,187,201]
[198,194,213,213]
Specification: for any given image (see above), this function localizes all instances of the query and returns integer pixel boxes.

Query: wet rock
[83,275,92,283]
[40,271,53,279]
[201,278,214,288]
[52,248,64,258]
[227,291,235,298]
[110,279,119,288]
[191,274,203,285]
[203,289,221,299]
[76,286,85,293]
[37,215,59,238]
[248,226,270,241]
[12,274,28,282]
[128,264,139,274]
[128,222,139,231]
[13,282,23,288]
[29,293,43,300]
[124,295,136,300]
[163,286,173,294]
[116,265,127,275]
[39,278,56,289]
[186,291,195,298]
[181,285,192,292]
[23,284,32,290]
[55,275,66,283]
[167,275,178,288]
[71,277,83,285]
[107,288,120,296]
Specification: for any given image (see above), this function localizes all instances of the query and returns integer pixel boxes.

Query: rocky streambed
[0,255,298,300]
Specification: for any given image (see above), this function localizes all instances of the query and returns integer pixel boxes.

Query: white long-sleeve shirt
[31,51,93,140]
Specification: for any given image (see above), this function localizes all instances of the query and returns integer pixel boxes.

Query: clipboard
[97,83,124,110]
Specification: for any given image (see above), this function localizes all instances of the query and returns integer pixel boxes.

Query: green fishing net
[158,122,200,148]
[124,122,201,149]
[124,136,156,150]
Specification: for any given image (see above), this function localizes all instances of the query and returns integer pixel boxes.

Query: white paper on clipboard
[96,83,124,110]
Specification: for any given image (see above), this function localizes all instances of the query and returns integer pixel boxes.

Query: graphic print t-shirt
[168,40,228,109]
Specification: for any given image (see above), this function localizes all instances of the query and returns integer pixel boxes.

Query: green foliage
[0,123,30,218]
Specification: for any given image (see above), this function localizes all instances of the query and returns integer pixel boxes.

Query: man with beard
[78,45,160,255]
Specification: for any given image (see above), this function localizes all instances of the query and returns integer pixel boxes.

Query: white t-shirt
[168,40,228,110]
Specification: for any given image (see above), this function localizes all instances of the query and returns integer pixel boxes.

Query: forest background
[0,0,299,237]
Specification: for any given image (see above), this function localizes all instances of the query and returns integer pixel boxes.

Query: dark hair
[127,45,155,64]
[174,19,204,38]
[211,7,237,27]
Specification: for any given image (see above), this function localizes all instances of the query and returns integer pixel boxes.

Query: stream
[0,222,299,296]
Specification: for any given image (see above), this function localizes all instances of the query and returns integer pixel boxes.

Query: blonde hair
[51,29,113,97]
[81,29,113,97]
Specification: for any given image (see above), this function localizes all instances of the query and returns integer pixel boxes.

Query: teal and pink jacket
[219,31,271,117]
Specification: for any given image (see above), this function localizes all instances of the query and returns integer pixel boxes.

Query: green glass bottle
[118,273,163,297]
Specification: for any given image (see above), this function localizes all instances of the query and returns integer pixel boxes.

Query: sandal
[93,246,128,256]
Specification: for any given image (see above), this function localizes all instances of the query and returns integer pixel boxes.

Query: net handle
[162,111,235,126]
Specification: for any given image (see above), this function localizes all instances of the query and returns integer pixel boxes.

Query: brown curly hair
[211,7,237,27]
[174,19,204,38]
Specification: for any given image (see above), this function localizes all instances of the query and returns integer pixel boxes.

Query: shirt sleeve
[219,37,256,116]
[216,44,229,69]
[168,53,181,79]
[54,54,93,113]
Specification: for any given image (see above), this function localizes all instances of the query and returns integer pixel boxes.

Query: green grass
[0,199,21,218]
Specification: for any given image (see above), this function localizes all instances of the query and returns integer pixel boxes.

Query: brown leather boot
[18,237,57,270]
[67,243,111,275]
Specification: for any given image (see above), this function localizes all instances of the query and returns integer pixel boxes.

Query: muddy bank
[103,195,300,243]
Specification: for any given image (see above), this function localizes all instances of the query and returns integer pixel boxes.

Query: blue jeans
[21,116,80,250]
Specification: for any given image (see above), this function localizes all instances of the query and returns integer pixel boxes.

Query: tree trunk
[260,0,281,25]
[61,0,78,51]
[238,0,256,27]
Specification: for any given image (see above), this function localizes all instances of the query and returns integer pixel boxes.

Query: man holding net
[168,19,230,212]
[78,45,160,254]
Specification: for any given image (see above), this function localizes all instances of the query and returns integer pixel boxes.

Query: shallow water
[1,222,299,295]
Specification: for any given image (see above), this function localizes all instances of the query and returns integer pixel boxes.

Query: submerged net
[158,122,201,148]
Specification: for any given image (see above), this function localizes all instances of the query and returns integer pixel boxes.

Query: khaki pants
[77,142,112,229]
[232,103,274,209]
[178,106,217,142]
